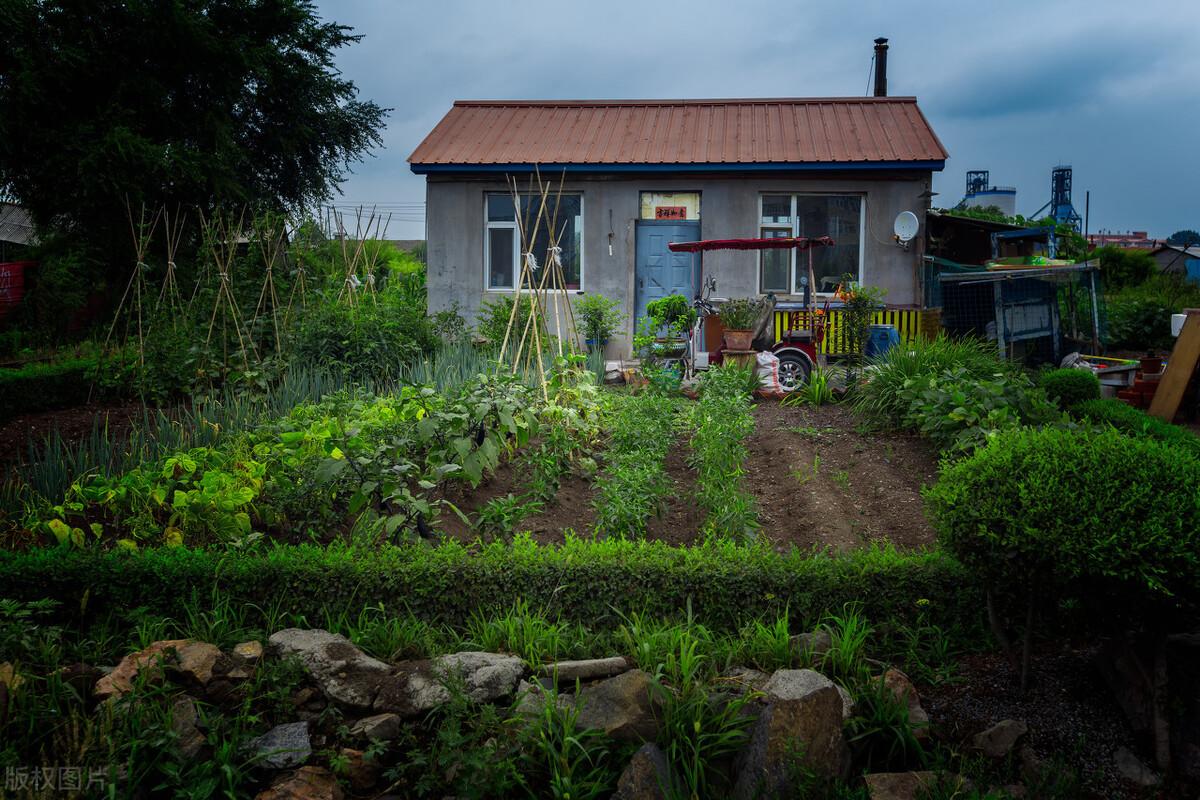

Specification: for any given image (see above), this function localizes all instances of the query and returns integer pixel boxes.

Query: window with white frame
[485,193,583,290]
[758,194,863,295]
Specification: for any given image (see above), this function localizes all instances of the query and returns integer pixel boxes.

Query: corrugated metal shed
[0,203,37,246]
[409,98,947,171]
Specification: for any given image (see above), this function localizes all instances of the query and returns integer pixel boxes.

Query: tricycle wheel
[776,351,811,392]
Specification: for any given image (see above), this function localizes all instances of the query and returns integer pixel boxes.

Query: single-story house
[409,95,947,356]
[1149,243,1200,278]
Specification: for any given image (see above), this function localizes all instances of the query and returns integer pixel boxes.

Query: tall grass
[852,334,1005,425]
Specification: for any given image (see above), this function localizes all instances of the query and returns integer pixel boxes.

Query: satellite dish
[894,211,920,243]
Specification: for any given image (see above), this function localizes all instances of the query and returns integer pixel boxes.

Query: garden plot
[440,396,939,550]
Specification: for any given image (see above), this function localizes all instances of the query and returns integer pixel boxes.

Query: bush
[927,426,1200,604]
[574,293,625,346]
[854,335,1005,424]
[476,295,544,349]
[0,538,979,636]
[1105,273,1200,351]
[1036,368,1100,408]
[0,357,100,421]
[291,289,434,382]
[1073,398,1200,457]
[1092,245,1156,290]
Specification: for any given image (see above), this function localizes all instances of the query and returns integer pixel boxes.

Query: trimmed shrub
[0,357,98,421]
[1073,398,1200,457]
[1036,368,1100,408]
[927,426,1200,604]
[0,538,979,636]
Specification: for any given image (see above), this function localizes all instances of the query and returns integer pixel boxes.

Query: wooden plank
[1148,309,1200,421]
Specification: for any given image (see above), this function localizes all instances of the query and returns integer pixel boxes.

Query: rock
[863,771,939,800]
[234,641,264,663]
[576,669,660,742]
[1114,746,1160,788]
[433,651,525,702]
[94,640,190,700]
[269,629,393,711]
[338,747,380,791]
[248,722,312,770]
[791,630,833,661]
[613,742,671,800]
[57,663,102,697]
[835,684,855,721]
[721,667,770,692]
[173,641,223,687]
[537,656,630,684]
[171,695,207,760]
[731,681,848,799]
[349,712,403,741]
[1018,745,1042,783]
[255,766,343,800]
[971,719,1028,759]
[883,669,930,739]
[761,668,835,702]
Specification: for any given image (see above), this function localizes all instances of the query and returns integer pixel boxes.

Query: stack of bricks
[1117,357,1164,409]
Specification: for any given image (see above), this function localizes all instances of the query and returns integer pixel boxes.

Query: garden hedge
[1037,368,1100,408]
[0,538,982,635]
[1073,397,1200,457]
[0,357,99,420]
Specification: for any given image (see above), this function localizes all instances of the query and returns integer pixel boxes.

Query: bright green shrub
[854,335,1006,424]
[1105,273,1200,351]
[0,357,99,420]
[1073,398,1200,457]
[927,427,1200,602]
[1036,368,1100,408]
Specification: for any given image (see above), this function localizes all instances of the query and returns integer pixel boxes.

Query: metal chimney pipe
[873,37,888,97]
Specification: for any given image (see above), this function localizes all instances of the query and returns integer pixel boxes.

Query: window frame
[483,192,585,292]
[756,193,866,296]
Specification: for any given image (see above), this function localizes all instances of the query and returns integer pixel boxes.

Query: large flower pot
[723,329,754,351]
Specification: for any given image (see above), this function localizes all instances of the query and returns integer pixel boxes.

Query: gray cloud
[317,0,1200,239]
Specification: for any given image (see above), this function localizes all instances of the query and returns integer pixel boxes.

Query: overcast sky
[315,0,1200,241]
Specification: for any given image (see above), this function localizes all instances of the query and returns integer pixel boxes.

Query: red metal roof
[409,98,947,169]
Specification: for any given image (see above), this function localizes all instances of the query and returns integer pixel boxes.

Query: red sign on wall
[655,206,688,220]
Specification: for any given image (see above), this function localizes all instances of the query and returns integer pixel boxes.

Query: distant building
[959,170,1016,217]
[1149,243,1200,275]
[1087,230,1157,249]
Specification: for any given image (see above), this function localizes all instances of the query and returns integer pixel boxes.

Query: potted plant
[645,294,697,357]
[575,293,626,352]
[718,297,767,351]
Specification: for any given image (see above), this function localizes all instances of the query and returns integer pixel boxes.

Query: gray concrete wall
[425,172,933,357]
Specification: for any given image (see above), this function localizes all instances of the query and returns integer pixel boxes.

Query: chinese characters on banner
[654,206,688,220]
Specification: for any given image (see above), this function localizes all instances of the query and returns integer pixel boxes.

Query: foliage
[715,297,765,331]
[847,677,926,772]
[290,287,436,383]
[592,393,679,537]
[0,539,981,638]
[854,335,1005,425]
[12,236,103,342]
[699,361,759,399]
[0,0,386,272]
[475,493,543,540]
[0,356,106,421]
[926,426,1200,607]
[1167,229,1200,247]
[1104,273,1200,351]
[520,687,620,799]
[896,368,1065,453]
[691,368,758,541]
[476,295,545,349]
[1072,397,1200,458]
[575,293,626,346]
[1035,368,1100,409]
[1090,245,1156,290]
[937,207,1088,261]
[784,366,834,406]
[836,276,887,368]
[646,294,697,333]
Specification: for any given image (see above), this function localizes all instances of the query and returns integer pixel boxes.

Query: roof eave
[409,160,946,175]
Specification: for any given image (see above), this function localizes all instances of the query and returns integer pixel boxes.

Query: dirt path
[743,401,938,552]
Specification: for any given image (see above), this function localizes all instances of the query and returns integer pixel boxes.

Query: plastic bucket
[865,324,900,359]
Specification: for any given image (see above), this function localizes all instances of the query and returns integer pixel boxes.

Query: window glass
[794,195,862,293]
[487,227,514,289]
[761,195,791,224]
[487,194,515,222]
[759,228,791,293]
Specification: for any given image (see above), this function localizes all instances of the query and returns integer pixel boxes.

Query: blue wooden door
[635,221,699,328]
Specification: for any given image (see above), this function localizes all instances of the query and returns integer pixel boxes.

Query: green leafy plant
[691,371,758,541]
[1072,397,1200,457]
[646,294,697,335]
[475,493,543,539]
[575,294,626,347]
[847,676,926,772]
[716,297,766,331]
[836,276,887,372]
[592,393,679,537]
[784,366,835,406]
